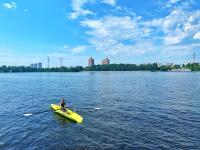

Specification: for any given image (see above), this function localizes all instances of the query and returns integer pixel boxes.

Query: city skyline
[0,0,200,67]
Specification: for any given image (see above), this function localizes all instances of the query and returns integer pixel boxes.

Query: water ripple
[0,72,200,149]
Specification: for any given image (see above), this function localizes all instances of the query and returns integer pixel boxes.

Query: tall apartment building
[102,58,110,65]
[37,62,42,69]
[33,63,37,68]
[88,57,94,67]
[30,63,42,69]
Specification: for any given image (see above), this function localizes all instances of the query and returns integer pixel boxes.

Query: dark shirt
[61,101,65,107]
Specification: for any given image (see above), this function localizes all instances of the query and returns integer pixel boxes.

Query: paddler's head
[62,98,65,102]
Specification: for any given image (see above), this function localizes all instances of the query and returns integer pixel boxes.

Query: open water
[0,72,199,149]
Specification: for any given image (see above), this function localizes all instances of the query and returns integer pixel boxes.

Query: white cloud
[81,16,156,55]
[71,45,86,53]
[81,16,145,40]
[144,8,200,45]
[68,0,119,19]
[69,0,94,19]
[164,32,186,45]
[164,0,195,11]
[80,3,200,56]
[62,45,68,49]
[193,32,200,39]
[169,0,182,4]
[161,43,200,57]
[3,2,17,10]
[61,45,87,54]
[163,9,200,45]
[102,0,116,6]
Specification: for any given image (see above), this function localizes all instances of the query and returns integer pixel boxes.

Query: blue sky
[0,0,200,67]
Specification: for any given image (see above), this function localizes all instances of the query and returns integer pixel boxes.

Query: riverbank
[0,63,199,73]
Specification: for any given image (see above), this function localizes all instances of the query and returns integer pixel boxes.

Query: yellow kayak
[51,104,83,123]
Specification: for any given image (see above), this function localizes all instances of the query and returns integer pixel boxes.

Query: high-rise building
[37,62,42,69]
[102,58,110,65]
[33,63,37,68]
[30,63,42,69]
[88,57,94,66]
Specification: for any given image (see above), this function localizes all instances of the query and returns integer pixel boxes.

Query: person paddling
[60,98,66,112]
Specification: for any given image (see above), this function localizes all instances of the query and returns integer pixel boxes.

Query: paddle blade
[24,113,33,116]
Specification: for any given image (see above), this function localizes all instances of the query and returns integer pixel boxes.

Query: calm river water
[0,72,199,149]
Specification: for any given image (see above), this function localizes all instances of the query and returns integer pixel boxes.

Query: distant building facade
[166,63,174,67]
[34,64,38,68]
[102,58,110,65]
[30,63,42,69]
[88,57,94,66]
[37,62,42,69]
[30,64,34,68]
[30,64,37,68]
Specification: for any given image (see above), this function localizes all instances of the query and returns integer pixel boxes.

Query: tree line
[85,63,200,71]
[0,63,200,73]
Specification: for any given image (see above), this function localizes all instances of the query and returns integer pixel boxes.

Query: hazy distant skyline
[0,0,200,67]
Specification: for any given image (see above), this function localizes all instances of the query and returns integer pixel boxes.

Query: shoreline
[0,70,198,73]
[1,63,199,73]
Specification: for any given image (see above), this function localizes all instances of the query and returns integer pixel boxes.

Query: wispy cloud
[147,9,200,45]
[161,43,200,57]
[68,0,119,19]
[169,0,182,4]
[69,0,94,19]
[61,44,87,54]
[193,32,200,39]
[71,45,86,53]
[2,2,17,10]
[81,15,155,55]
[164,0,196,10]
[102,0,116,6]
[78,0,200,57]
[62,45,68,49]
